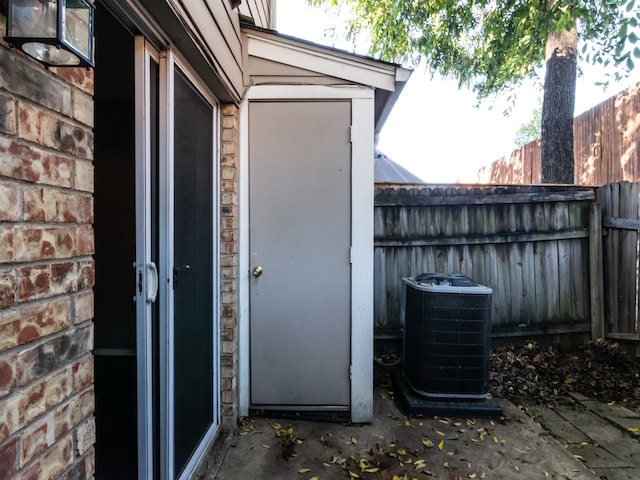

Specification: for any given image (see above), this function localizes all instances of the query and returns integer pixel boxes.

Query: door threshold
[249,407,350,423]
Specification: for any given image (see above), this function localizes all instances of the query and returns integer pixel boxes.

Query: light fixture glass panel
[9,0,50,37]
[63,1,92,59]
[22,42,81,65]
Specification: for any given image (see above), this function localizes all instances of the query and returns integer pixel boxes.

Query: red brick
[0,297,71,352]
[19,370,71,427]
[76,260,95,290]
[16,327,93,387]
[21,420,49,465]
[0,437,18,478]
[73,291,93,324]
[0,182,21,221]
[0,370,70,445]
[14,226,77,262]
[69,388,94,426]
[0,269,16,308]
[76,225,94,256]
[17,434,73,480]
[0,92,17,135]
[52,403,71,440]
[83,447,95,479]
[71,357,93,392]
[71,88,94,128]
[222,241,237,254]
[18,265,52,302]
[74,160,94,193]
[0,356,16,398]
[50,262,76,295]
[18,102,93,160]
[54,67,94,95]
[221,179,237,193]
[0,225,16,263]
[0,394,18,443]
[0,137,73,187]
[221,305,236,318]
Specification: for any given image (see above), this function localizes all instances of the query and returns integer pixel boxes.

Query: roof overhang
[242,24,411,133]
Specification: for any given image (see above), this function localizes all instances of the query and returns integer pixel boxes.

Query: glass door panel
[172,68,215,477]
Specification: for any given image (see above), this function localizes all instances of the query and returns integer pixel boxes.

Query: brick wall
[220,104,239,430]
[0,38,95,480]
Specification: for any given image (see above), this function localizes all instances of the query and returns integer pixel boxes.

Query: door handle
[252,266,263,278]
[173,264,190,287]
[146,262,158,303]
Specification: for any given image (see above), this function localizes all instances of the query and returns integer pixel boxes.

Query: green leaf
[634,47,640,58]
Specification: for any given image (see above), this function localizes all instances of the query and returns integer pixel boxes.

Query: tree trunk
[541,21,577,184]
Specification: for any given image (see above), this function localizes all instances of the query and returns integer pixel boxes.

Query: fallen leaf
[438,440,444,451]
[397,448,406,455]
[270,423,281,429]
[628,427,639,432]
[348,471,360,478]
[422,439,434,448]
[310,477,319,480]
[364,467,379,473]
[262,444,270,448]
[298,468,311,473]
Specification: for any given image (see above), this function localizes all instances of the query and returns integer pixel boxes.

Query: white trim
[176,424,219,480]
[245,31,398,91]
[349,97,375,423]
[238,84,375,422]
[238,98,250,417]
[158,49,175,480]
[246,84,374,100]
[134,36,159,480]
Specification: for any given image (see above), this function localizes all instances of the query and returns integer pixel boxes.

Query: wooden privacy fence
[374,184,601,345]
[476,81,640,185]
[601,182,640,354]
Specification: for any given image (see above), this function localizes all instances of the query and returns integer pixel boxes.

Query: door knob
[252,266,263,278]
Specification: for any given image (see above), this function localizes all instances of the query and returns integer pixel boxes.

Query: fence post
[589,202,605,340]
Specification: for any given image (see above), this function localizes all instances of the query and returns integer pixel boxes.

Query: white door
[249,101,352,409]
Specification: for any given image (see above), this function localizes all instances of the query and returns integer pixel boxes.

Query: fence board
[373,185,596,344]
[599,182,639,354]
[477,82,640,186]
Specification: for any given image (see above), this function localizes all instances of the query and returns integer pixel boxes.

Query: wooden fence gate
[601,181,640,355]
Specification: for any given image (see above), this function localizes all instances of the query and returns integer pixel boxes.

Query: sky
[275,0,640,183]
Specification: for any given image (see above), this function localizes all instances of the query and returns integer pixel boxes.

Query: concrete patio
[196,370,640,480]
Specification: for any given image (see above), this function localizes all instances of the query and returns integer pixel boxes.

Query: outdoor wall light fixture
[5,0,94,68]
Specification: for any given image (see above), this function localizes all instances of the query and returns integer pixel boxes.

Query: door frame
[238,85,375,422]
[159,47,222,479]
[131,43,221,479]
[134,36,159,480]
